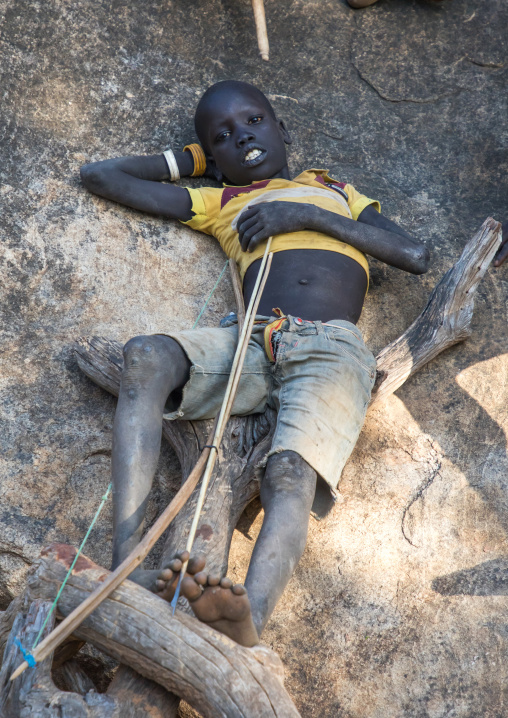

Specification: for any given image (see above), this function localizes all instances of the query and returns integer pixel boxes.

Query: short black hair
[194,81,276,152]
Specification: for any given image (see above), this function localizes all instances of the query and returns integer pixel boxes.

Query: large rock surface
[1,0,508,715]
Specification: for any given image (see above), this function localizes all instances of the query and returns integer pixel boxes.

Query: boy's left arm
[237,201,429,274]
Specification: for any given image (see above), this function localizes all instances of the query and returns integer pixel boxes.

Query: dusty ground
[1,0,508,715]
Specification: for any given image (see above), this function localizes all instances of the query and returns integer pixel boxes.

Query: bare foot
[128,551,206,602]
[181,570,259,647]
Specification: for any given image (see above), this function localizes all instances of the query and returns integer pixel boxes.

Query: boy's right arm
[80,152,194,221]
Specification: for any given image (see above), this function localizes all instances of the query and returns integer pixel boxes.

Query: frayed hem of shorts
[255,445,337,496]
[255,445,287,473]
[162,365,198,421]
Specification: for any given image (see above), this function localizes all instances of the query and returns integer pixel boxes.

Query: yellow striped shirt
[180,169,380,281]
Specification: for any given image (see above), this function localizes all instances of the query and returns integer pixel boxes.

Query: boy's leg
[181,450,316,646]
[111,334,192,588]
[246,450,317,634]
[113,324,273,599]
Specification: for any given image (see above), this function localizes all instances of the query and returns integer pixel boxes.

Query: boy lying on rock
[80,80,429,648]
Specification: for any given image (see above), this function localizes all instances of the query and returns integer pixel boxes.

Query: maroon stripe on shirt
[220,179,272,209]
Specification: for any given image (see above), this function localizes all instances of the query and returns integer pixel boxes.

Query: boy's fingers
[247,230,268,253]
[238,215,259,238]
[237,206,259,225]
[241,223,262,252]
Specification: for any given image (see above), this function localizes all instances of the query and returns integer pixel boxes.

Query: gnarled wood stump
[1,545,298,718]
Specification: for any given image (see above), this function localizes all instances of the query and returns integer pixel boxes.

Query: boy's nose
[236,130,255,147]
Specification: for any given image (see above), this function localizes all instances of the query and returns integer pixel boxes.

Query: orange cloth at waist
[263,313,287,362]
[261,311,359,362]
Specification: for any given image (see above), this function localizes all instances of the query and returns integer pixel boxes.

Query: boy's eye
[215,130,231,143]
[248,116,263,124]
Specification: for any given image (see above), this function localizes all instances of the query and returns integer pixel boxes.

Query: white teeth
[245,149,262,161]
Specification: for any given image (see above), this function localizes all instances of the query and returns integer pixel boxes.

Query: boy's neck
[225,164,291,187]
[270,165,291,181]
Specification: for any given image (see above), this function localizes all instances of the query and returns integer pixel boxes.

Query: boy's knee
[123,335,183,371]
[262,450,317,502]
[124,335,167,371]
[122,335,191,396]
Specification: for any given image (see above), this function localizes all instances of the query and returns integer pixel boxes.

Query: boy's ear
[279,119,292,146]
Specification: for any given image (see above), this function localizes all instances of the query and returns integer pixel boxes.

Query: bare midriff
[243,248,368,325]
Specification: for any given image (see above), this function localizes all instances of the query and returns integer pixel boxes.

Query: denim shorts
[162,315,376,514]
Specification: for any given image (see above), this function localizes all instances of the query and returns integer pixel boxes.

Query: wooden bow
[10,238,274,682]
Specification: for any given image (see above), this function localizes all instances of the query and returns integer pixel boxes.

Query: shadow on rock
[432,558,508,596]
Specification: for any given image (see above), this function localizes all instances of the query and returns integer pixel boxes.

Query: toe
[159,568,173,581]
[166,550,190,573]
[208,574,221,586]
[181,576,203,602]
[167,558,183,572]
[220,577,233,589]
[155,579,166,592]
[232,584,247,595]
[194,571,207,586]
[188,555,206,575]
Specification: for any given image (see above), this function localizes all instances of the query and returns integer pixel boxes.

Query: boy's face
[202,88,291,186]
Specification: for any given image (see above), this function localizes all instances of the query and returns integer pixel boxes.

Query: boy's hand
[493,221,508,267]
[237,201,312,253]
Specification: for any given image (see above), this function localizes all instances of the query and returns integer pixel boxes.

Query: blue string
[14,483,112,669]
[14,262,230,664]
[13,638,36,667]
[170,571,184,615]
[191,260,229,329]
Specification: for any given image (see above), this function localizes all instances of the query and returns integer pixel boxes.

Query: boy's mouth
[242,146,266,167]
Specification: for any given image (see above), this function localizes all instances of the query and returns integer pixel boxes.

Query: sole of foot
[181,571,259,647]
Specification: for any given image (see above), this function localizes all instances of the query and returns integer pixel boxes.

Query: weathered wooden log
[51,658,95,694]
[0,595,23,659]
[0,595,177,717]
[106,666,180,717]
[371,217,501,404]
[0,599,55,717]
[17,545,299,718]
